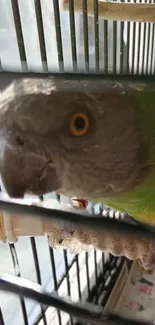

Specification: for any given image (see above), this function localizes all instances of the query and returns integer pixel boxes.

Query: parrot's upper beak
[0,157,60,199]
[2,181,25,199]
[0,130,61,199]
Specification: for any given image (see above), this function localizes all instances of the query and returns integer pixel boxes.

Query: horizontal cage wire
[0,1,155,325]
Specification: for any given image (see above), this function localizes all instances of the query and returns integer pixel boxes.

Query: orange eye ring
[70,112,90,137]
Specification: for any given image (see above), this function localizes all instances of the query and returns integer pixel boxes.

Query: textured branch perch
[0,209,154,270]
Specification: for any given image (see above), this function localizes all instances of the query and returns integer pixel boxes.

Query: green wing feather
[96,87,155,223]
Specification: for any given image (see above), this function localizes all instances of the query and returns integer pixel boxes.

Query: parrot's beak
[0,130,61,199]
[1,154,62,199]
[0,157,60,199]
[2,180,25,199]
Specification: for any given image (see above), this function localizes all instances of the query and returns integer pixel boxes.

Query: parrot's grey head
[0,78,148,199]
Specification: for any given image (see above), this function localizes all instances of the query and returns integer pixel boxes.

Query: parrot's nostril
[16,135,25,146]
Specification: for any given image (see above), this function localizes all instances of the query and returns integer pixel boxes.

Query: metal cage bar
[0,253,125,325]
[94,249,98,304]
[75,255,82,301]
[48,247,62,325]
[0,199,154,241]
[0,308,5,325]
[10,0,28,71]
[120,11,124,74]
[82,0,89,72]
[113,20,117,74]
[85,252,91,300]
[63,250,74,325]
[103,19,108,73]
[68,0,78,71]
[30,237,47,325]
[53,0,64,72]
[0,0,155,75]
[93,0,100,72]
[2,271,151,325]
[33,0,48,72]
[9,243,29,325]
[0,198,154,324]
[150,23,155,73]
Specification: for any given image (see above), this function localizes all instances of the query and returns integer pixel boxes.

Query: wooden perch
[62,0,155,23]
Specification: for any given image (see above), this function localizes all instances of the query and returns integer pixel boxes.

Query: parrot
[0,77,155,226]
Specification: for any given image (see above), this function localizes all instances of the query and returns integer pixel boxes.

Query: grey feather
[0,78,148,200]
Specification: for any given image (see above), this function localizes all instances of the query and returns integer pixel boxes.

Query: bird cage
[0,0,155,325]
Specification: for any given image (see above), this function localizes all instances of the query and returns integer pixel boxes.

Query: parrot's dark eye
[69,112,90,137]
[16,135,25,146]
